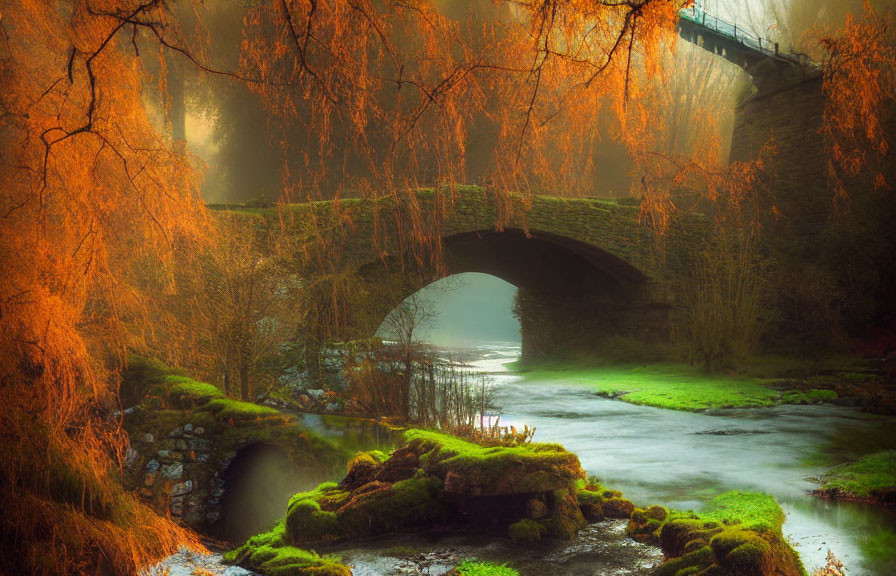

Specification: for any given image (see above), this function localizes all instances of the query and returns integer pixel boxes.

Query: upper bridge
[219,187,707,363]
[677,4,813,73]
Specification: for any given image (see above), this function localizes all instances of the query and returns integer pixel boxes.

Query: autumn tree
[0,1,209,574]
[177,215,300,400]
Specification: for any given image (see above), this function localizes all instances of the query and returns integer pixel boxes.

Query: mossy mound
[626,505,668,544]
[281,430,587,543]
[403,429,585,495]
[576,481,636,521]
[229,430,598,575]
[508,518,548,542]
[630,492,805,576]
[224,523,350,576]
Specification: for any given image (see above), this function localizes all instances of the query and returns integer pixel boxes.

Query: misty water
[456,343,896,576]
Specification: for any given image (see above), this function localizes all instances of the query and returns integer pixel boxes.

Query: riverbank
[813,450,896,506]
[510,357,895,412]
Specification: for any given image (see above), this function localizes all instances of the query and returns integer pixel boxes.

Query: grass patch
[519,364,782,411]
[700,491,786,533]
[164,376,224,404]
[818,450,896,499]
[455,561,520,576]
[202,398,281,420]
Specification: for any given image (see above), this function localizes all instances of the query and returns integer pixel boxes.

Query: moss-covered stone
[120,358,348,532]
[404,429,585,496]
[544,488,587,539]
[508,518,548,542]
[627,505,669,544]
[228,428,601,574]
[575,485,635,521]
[224,523,350,576]
[648,492,805,576]
[337,476,444,537]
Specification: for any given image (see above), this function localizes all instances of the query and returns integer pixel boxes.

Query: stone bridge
[222,187,707,364]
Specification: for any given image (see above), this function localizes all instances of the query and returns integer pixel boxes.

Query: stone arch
[217,443,319,544]
[363,228,669,361]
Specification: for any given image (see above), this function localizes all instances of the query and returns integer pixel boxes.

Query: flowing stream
[465,343,896,576]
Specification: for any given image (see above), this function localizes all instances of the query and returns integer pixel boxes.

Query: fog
[381,273,521,347]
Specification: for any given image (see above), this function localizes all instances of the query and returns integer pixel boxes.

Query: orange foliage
[818,1,896,202]
[1,1,207,574]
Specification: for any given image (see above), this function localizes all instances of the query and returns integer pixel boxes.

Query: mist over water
[464,343,896,576]
[379,273,521,347]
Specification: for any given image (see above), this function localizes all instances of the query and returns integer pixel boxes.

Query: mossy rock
[403,429,585,496]
[660,519,725,558]
[224,523,350,576]
[231,428,604,575]
[627,506,668,545]
[544,488,587,539]
[285,499,342,543]
[576,488,634,521]
[654,493,805,576]
[508,518,548,542]
[337,476,445,538]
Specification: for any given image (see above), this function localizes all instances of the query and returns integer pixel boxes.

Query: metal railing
[678,6,810,66]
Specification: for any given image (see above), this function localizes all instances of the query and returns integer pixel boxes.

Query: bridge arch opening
[376,272,520,348]
[367,228,664,363]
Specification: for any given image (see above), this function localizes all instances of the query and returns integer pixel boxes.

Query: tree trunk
[402,350,412,420]
[239,363,250,401]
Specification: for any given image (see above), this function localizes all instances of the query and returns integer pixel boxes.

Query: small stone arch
[217,443,323,544]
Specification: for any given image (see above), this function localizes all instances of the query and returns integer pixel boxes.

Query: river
[464,342,896,575]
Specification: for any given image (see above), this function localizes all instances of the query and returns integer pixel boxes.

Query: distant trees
[188,216,298,400]
[380,292,438,417]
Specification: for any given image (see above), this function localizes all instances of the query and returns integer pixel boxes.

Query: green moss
[710,529,772,568]
[628,506,668,544]
[818,450,896,499]
[519,364,782,411]
[285,499,342,543]
[202,397,281,420]
[808,388,838,401]
[337,476,444,537]
[508,518,547,542]
[403,429,584,493]
[225,522,350,576]
[576,487,634,521]
[654,493,805,576]
[703,491,785,533]
[654,546,713,576]
[545,488,588,538]
[164,376,224,405]
[454,560,520,576]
